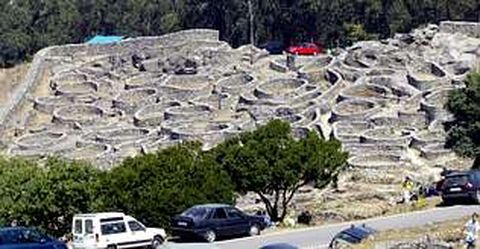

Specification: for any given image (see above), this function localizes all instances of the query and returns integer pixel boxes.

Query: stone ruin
[0,22,480,217]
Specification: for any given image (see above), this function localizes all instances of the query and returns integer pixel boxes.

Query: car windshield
[445,175,469,186]
[181,207,211,220]
[334,232,362,244]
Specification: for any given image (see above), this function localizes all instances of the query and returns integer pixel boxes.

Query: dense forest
[0,0,479,67]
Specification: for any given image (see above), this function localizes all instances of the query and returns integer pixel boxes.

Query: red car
[286,42,323,55]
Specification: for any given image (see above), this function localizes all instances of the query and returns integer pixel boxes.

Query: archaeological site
[1,21,480,219]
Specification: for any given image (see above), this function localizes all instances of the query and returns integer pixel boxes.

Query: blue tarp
[86,35,124,45]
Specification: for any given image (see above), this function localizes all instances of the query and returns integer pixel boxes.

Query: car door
[17,229,52,249]
[99,220,130,248]
[127,219,151,247]
[81,218,96,249]
[210,208,229,237]
[225,207,250,236]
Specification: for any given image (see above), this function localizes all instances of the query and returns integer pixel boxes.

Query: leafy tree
[99,142,235,228]
[0,157,101,237]
[446,72,480,168]
[213,120,348,222]
[343,23,379,46]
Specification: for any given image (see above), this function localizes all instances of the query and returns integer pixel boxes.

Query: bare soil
[0,64,30,105]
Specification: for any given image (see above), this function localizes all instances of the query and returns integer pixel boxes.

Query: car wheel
[204,230,216,243]
[442,197,452,206]
[474,190,480,204]
[107,245,117,249]
[249,224,260,236]
[151,236,163,249]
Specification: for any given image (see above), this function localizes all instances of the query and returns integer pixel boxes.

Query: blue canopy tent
[86,35,124,45]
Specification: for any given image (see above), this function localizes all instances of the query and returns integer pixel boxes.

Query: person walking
[464,213,480,249]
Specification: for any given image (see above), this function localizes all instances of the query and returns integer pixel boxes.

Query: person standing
[402,176,415,203]
[465,213,480,249]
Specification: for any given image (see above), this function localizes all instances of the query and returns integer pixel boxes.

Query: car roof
[73,212,125,218]
[0,227,32,232]
[260,243,299,249]
[191,204,232,209]
[339,225,376,240]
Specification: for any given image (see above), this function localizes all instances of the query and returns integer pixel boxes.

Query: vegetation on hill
[0,120,346,235]
[446,72,480,168]
[1,0,479,67]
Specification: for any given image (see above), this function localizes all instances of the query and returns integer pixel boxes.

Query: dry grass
[355,216,468,249]
[0,64,30,104]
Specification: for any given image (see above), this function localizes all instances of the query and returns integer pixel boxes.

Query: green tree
[99,142,235,228]
[446,72,480,168]
[343,23,378,45]
[213,120,348,222]
[0,157,101,237]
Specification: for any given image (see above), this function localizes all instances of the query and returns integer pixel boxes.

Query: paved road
[207,205,479,249]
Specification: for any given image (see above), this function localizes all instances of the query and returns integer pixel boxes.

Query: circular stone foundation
[113,87,158,113]
[64,141,112,160]
[332,121,371,142]
[420,88,455,122]
[165,122,231,142]
[91,127,152,145]
[411,130,446,149]
[339,84,390,102]
[217,73,255,94]
[360,127,411,146]
[34,96,73,113]
[50,72,88,89]
[15,131,67,150]
[53,104,105,126]
[55,81,99,96]
[348,154,407,168]
[125,74,166,90]
[164,105,214,122]
[159,75,212,100]
[134,101,181,127]
[255,78,307,100]
[407,62,449,91]
[331,99,379,121]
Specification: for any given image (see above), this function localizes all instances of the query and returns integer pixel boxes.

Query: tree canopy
[212,120,348,221]
[1,0,480,67]
[99,142,235,228]
[446,72,480,167]
[0,157,102,237]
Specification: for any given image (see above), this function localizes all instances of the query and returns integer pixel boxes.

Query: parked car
[171,204,266,242]
[286,43,323,55]
[0,227,67,249]
[440,170,480,204]
[329,224,376,249]
[72,212,166,249]
[162,243,218,249]
[258,41,285,55]
[260,243,299,249]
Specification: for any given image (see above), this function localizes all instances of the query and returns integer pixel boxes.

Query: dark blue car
[171,204,266,242]
[329,224,377,249]
[258,41,285,55]
[0,227,67,249]
[260,243,299,249]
